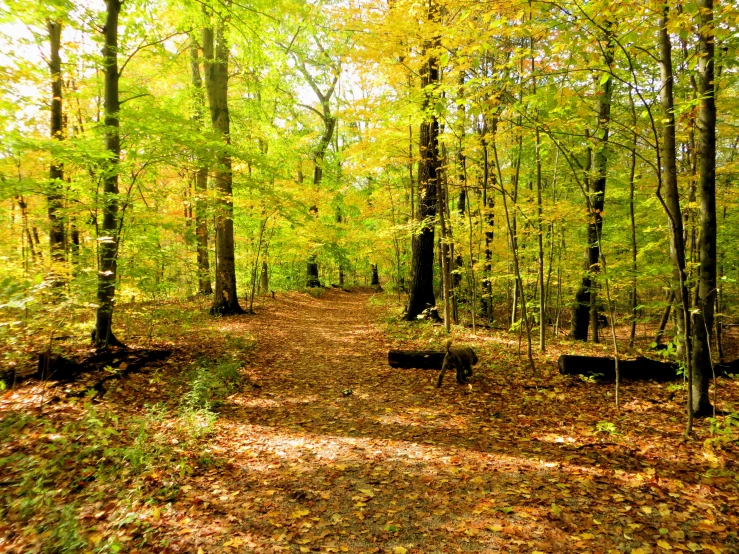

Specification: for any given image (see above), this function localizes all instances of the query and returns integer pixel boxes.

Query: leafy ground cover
[1,290,738,553]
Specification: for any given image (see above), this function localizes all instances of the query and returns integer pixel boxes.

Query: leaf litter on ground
[0,289,737,553]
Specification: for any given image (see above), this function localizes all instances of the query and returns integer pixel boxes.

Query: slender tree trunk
[203,19,244,315]
[260,261,269,294]
[47,20,66,267]
[189,39,213,296]
[94,0,124,347]
[654,290,675,346]
[658,5,695,431]
[296,58,339,287]
[690,0,717,417]
[628,91,639,348]
[535,131,545,351]
[405,4,439,321]
[437,151,451,332]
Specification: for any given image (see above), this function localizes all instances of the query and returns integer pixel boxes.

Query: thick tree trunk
[371,264,380,287]
[203,21,244,315]
[306,259,321,288]
[94,0,124,348]
[47,20,66,266]
[189,39,212,296]
[691,0,717,417]
[659,6,695,427]
[572,33,614,342]
[404,7,439,321]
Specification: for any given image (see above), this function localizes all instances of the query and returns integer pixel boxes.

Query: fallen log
[388,350,446,370]
[559,354,739,382]
[558,355,679,382]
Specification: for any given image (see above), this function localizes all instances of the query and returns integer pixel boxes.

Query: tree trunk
[47,20,66,267]
[405,5,439,321]
[94,0,124,348]
[260,261,269,294]
[658,5,695,429]
[371,264,380,286]
[690,0,717,417]
[654,290,675,346]
[628,91,639,348]
[296,57,339,286]
[203,19,244,315]
[481,120,495,323]
[572,33,614,342]
[189,38,213,296]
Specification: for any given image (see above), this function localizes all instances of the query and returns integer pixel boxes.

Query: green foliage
[179,359,242,438]
[595,421,619,436]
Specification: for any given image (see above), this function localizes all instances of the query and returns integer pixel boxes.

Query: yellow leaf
[641,506,653,515]
[152,507,161,522]
[291,508,310,519]
[393,548,407,554]
[358,488,374,497]
[580,533,594,540]
[340,546,349,552]
[551,503,562,517]
[657,540,673,550]
[198,549,204,554]
[89,533,103,546]
[300,548,310,553]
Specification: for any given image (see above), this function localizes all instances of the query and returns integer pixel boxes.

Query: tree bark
[296,56,339,286]
[658,5,695,428]
[481,118,495,323]
[404,3,439,321]
[572,31,614,342]
[203,19,244,315]
[189,38,213,296]
[94,0,124,348]
[371,264,381,287]
[47,20,66,266]
[691,0,717,416]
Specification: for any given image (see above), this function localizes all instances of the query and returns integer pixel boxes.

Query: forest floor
[1,289,738,553]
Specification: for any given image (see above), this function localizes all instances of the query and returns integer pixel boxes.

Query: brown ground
[1,290,738,553]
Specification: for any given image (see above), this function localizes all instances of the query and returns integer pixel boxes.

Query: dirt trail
[174,290,736,553]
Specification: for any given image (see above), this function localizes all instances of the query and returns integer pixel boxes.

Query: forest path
[174,290,736,553]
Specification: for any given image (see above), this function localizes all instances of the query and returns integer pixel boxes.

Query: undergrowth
[0,356,245,552]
